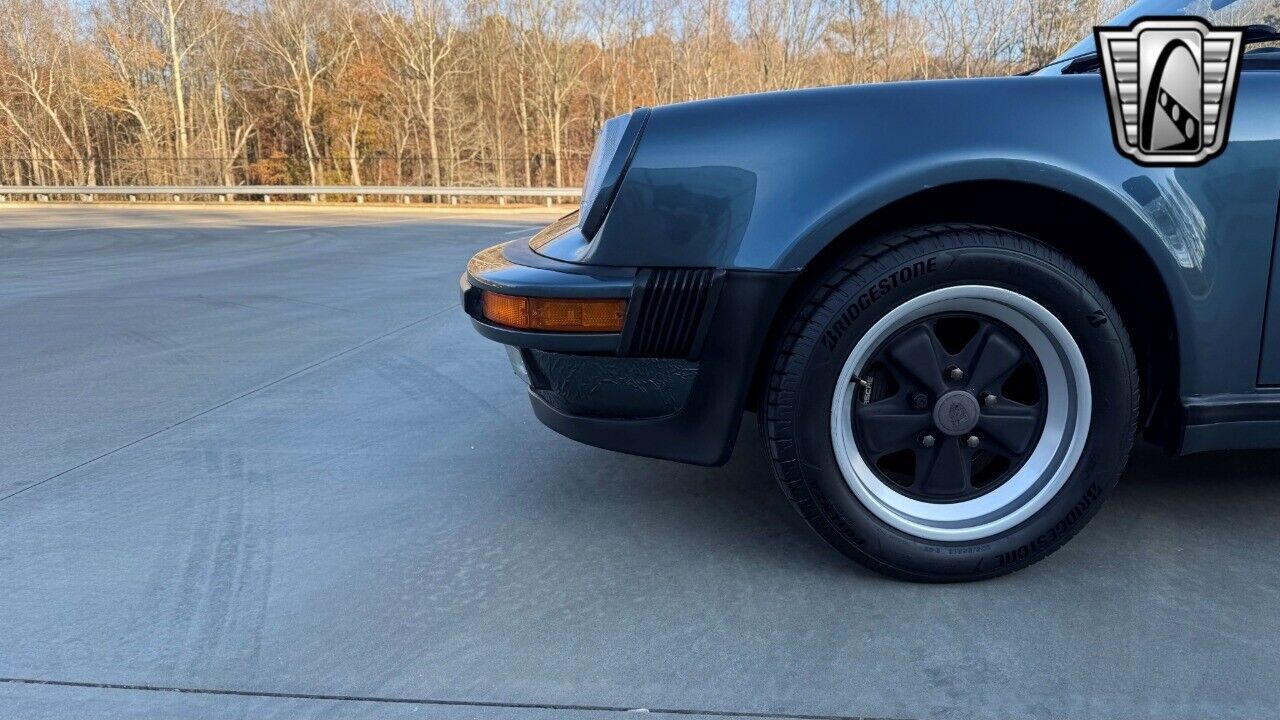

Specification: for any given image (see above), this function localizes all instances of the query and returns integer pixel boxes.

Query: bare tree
[746,0,826,90]
[204,4,255,184]
[0,0,1122,192]
[135,0,218,168]
[378,0,457,186]
[514,0,595,188]
[0,0,95,184]
[464,3,516,186]
[252,0,354,184]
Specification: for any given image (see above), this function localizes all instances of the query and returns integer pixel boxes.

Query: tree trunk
[166,0,190,173]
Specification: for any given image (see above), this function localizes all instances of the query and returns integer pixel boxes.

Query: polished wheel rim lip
[830,285,1091,542]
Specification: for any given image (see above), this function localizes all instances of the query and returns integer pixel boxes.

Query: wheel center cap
[932,390,980,436]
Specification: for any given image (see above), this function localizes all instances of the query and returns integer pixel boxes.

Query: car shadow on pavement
[1108,441,1280,529]
[561,415,1280,579]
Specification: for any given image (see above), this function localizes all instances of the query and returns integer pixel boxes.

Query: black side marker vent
[624,268,719,359]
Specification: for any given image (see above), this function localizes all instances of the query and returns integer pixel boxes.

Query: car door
[1252,59,1280,385]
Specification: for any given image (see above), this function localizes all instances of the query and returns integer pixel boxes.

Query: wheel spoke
[854,396,931,455]
[978,402,1041,456]
[885,326,949,394]
[966,329,1025,392]
[915,436,972,497]
[955,324,994,374]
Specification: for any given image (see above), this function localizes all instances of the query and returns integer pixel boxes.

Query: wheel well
[748,180,1181,447]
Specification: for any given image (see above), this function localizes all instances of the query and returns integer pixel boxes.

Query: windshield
[1055,0,1280,62]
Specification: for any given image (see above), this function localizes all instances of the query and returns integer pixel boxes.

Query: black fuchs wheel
[761,225,1138,581]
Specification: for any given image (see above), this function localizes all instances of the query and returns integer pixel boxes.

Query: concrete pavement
[1,205,1278,719]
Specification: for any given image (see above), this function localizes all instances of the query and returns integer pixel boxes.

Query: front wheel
[761,226,1138,581]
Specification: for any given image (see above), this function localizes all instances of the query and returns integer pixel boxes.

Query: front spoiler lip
[461,234,799,466]
[520,269,796,466]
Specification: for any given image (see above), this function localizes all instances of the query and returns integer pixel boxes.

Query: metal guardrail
[0,185,582,204]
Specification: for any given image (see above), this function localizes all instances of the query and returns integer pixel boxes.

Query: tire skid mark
[114,327,200,368]
[371,353,504,417]
[136,449,275,678]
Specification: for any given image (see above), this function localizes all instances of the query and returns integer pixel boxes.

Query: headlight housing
[578,108,650,239]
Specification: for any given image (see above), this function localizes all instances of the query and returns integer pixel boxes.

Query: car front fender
[584,74,1280,399]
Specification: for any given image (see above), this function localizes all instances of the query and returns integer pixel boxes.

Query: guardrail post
[356,194,364,204]
[450,196,457,205]
[172,194,180,203]
[545,197,553,207]
[219,194,228,202]
[498,196,506,206]
[401,195,410,205]
[264,195,272,203]
[129,194,137,203]
[37,194,47,202]
[310,193,318,203]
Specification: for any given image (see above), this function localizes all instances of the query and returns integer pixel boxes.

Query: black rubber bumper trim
[524,350,698,419]
[468,317,621,353]
[462,236,798,464]
[1178,392,1280,453]
[1183,393,1280,424]
[528,270,797,466]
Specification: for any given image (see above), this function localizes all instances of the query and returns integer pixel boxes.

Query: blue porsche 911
[463,0,1280,580]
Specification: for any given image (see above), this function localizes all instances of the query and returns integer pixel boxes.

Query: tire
[761,225,1137,581]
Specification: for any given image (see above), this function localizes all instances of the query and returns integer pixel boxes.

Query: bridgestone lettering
[821,257,938,350]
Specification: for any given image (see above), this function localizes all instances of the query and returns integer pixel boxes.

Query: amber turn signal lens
[482,292,626,333]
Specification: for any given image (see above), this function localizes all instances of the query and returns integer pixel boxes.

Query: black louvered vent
[626,268,716,358]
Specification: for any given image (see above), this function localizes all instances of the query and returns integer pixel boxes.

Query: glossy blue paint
[1261,191,1280,385]
[579,110,650,239]
[558,71,1280,399]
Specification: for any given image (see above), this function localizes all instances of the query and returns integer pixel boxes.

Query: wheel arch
[748,179,1183,448]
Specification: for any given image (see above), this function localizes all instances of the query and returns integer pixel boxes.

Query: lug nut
[911,393,929,410]
[921,434,936,448]
[965,435,980,448]
[981,392,997,407]
[948,366,964,381]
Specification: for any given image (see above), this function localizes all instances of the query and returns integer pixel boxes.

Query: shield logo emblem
[1096,17,1245,166]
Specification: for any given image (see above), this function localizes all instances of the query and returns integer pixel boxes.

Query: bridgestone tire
[761,225,1138,581]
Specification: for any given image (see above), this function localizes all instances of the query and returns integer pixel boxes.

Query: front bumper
[461,238,794,466]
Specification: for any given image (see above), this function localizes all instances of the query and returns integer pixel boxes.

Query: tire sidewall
[787,235,1133,579]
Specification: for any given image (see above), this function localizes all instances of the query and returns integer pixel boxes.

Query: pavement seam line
[0,303,459,505]
[0,677,908,720]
